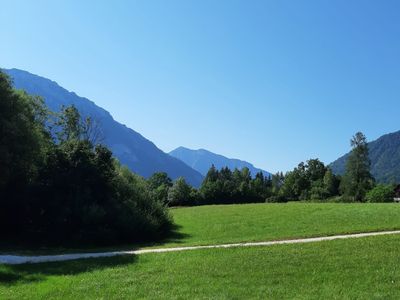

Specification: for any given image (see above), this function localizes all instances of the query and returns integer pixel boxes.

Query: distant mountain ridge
[3,68,204,187]
[330,130,400,183]
[169,146,271,178]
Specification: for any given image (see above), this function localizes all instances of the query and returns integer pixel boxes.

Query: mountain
[169,146,271,178]
[330,130,400,183]
[3,68,204,187]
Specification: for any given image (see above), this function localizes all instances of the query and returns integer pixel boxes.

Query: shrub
[365,184,395,203]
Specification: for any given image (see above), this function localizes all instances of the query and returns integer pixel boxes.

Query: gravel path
[2,230,400,265]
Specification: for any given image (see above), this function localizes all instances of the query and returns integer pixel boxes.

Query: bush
[365,184,394,203]
[112,165,172,242]
[27,140,172,245]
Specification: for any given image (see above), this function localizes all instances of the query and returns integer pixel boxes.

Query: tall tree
[0,72,49,191]
[167,177,193,206]
[0,72,50,231]
[147,172,173,204]
[341,132,374,201]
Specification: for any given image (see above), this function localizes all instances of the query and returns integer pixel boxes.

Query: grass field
[2,203,400,299]
[2,203,400,255]
[1,234,400,299]
[168,203,400,247]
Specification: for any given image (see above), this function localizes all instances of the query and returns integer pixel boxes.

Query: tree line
[160,133,396,206]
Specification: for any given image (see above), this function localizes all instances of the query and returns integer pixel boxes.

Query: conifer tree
[341,132,374,201]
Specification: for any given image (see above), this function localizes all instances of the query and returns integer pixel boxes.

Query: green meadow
[167,202,400,247]
[1,234,400,299]
[1,203,400,299]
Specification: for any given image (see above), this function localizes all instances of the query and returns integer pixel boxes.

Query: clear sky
[1,0,400,173]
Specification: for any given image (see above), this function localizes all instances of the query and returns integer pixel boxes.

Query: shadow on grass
[0,254,137,286]
[0,224,191,286]
[137,223,191,248]
[0,224,191,256]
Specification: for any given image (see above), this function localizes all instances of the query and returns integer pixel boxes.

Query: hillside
[169,146,271,177]
[3,68,204,187]
[330,130,400,183]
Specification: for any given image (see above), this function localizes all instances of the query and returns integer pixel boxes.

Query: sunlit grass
[168,202,400,247]
[1,234,400,299]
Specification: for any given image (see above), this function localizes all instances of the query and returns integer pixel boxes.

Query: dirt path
[2,230,400,265]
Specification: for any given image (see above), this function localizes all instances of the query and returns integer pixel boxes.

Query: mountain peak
[170,147,271,177]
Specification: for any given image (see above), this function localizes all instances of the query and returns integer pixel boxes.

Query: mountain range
[4,68,204,187]
[4,68,399,186]
[169,147,271,178]
[330,130,400,183]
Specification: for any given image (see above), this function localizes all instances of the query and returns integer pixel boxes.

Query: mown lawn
[1,234,400,299]
[168,203,400,247]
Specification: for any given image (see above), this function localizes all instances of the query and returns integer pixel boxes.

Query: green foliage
[112,165,172,241]
[279,159,340,201]
[147,172,173,204]
[340,132,374,201]
[0,72,50,191]
[194,159,342,205]
[56,105,82,142]
[0,72,52,232]
[309,180,330,200]
[323,169,340,196]
[365,184,395,203]
[0,70,172,245]
[198,166,270,205]
[167,177,195,206]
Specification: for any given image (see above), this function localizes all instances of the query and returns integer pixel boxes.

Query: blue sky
[1,1,400,172]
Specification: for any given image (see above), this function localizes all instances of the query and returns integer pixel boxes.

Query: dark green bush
[365,184,395,203]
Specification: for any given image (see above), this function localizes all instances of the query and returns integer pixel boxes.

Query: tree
[148,172,173,189]
[306,159,326,182]
[365,184,394,203]
[309,180,329,200]
[271,172,284,195]
[148,172,173,204]
[198,166,267,205]
[204,164,218,182]
[340,132,374,201]
[0,72,49,190]
[252,171,272,200]
[277,159,340,201]
[56,105,82,142]
[199,165,221,204]
[0,72,50,231]
[55,105,103,144]
[323,168,340,197]
[280,163,309,200]
[0,73,173,245]
[168,177,193,206]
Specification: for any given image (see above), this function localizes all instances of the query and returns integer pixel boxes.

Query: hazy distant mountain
[4,68,204,187]
[169,146,271,178]
[330,130,400,183]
